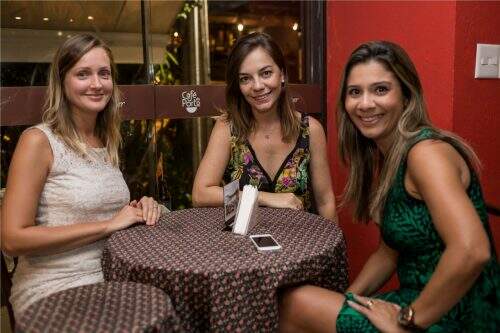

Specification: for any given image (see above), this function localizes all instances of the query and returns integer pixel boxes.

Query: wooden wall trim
[0,84,321,126]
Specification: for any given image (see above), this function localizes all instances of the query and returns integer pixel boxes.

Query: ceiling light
[69,18,74,23]
[43,17,49,21]
[292,22,298,31]
[15,16,21,20]
[87,16,94,20]
[57,31,63,36]
[237,23,244,32]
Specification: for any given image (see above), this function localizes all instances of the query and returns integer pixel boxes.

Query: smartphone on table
[249,234,281,252]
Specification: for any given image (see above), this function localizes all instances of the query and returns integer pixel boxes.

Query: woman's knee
[280,285,317,332]
[281,285,316,314]
[280,285,345,333]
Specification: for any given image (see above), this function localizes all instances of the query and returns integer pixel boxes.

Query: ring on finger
[366,299,374,309]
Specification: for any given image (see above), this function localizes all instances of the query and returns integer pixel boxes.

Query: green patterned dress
[336,129,500,332]
[223,113,314,212]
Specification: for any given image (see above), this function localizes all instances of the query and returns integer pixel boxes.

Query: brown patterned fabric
[102,207,348,332]
[16,281,183,333]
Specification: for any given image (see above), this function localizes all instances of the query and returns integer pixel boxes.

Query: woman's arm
[192,118,310,211]
[403,140,490,328]
[192,118,232,207]
[347,238,399,296]
[308,117,337,221]
[257,191,304,210]
[1,129,145,257]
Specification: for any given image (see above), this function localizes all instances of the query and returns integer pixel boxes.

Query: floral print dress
[223,113,314,212]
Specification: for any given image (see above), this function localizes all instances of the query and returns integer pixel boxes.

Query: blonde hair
[337,41,480,223]
[43,33,122,166]
[224,32,300,142]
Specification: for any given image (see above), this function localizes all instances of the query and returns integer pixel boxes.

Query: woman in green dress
[279,41,499,332]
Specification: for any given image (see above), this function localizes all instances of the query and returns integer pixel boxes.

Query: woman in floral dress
[192,32,336,220]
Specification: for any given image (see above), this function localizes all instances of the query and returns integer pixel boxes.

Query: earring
[281,78,285,87]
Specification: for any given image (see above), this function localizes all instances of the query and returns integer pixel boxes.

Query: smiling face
[64,47,113,117]
[344,60,405,152]
[238,47,284,115]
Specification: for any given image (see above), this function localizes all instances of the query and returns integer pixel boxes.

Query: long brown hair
[224,32,300,142]
[337,41,480,223]
[43,33,122,166]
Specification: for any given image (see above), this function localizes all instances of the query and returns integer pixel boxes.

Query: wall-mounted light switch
[475,44,500,79]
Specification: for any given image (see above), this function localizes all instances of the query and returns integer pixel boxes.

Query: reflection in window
[208,1,303,83]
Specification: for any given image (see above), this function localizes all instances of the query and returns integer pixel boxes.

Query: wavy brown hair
[224,32,300,142]
[43,33,122,166]
[337,41,480,223]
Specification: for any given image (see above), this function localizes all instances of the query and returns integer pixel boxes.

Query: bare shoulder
[205,117,232,156]
[407,139,469,187]
[212,117,231,138]
[17,127,52,156]
[307,116,326,139]
[307,116,328,158]
[9,127,52,177]
[408,139,465,168]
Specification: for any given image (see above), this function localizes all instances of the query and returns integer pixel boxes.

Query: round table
[16,281,183,332]
[102,207,348,332]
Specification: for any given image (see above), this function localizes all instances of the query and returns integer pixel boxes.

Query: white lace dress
[10,124,130,319]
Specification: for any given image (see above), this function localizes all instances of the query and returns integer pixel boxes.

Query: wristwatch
[398,306,424,332]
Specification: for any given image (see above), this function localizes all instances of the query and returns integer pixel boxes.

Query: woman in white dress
[1,34,162,319]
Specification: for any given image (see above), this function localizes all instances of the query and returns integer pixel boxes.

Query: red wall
[453,2,500,247]
[326,1,500,287]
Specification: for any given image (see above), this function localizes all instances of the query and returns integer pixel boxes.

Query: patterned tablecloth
[102,207,348,332]
[16,281,183,333]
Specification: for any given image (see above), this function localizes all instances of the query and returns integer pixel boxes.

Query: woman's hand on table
[347,294,409,333]
[130,196,162,225]
[108,205,145,233]
[258,192,303,210]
